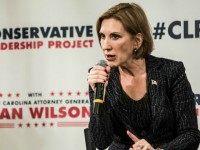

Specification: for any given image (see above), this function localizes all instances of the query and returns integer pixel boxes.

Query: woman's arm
[160,62,200,150]
[88,85,114,150]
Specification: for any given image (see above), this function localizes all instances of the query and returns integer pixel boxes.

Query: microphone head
[97,60,107,67]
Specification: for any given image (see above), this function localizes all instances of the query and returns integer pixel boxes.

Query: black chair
[84,128,96,150]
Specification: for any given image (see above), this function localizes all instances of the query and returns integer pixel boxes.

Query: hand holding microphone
[87,60,110,114]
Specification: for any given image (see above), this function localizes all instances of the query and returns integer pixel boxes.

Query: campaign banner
[0,0,199,149]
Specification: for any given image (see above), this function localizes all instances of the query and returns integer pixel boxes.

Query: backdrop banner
[0,0,199,150]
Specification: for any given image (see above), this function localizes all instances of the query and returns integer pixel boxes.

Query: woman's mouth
[105,54,116,61]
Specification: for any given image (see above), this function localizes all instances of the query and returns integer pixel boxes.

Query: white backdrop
[0,0,199,150]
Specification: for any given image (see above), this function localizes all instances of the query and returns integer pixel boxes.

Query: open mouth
[105,54,116,61]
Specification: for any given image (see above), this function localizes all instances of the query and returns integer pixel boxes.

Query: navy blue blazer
[89,55,200,150]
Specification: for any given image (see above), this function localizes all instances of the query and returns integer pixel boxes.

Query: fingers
[127,131,154,150]
[141,145,152,150]
[131,139,154,150]
[87,65,110,90]
[105,65,111,73]
[127,130,140,143]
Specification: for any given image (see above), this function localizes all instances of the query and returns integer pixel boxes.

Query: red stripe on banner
[57,122,88,127]
[0,123,14,128]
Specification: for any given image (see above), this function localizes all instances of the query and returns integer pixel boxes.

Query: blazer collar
[146,55,162,73]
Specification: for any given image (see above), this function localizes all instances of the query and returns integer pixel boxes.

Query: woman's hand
[87,65,110,91]
[127,130,154,150]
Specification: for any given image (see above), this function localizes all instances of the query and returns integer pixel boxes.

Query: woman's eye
[111,34,120,40]
[99,33,105,39]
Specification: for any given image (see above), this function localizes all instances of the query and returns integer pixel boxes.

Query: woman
[87,3,200,150]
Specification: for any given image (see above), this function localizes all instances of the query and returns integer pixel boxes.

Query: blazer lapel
[107,68,136,132]
[146,55,167,134]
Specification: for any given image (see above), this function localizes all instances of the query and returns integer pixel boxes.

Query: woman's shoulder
[147,55,184,70]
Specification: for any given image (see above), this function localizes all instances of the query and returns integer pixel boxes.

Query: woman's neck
[119,58,146,77]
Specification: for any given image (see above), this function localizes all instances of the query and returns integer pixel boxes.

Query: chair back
[84,128,96,150]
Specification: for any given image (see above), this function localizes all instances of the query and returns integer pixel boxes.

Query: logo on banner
[0,25,94,51]
[153,20,200,39]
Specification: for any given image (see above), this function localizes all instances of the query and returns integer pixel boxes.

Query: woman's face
[99,18,136,67]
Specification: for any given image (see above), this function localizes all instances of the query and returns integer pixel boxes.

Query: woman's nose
[101,38,112,51]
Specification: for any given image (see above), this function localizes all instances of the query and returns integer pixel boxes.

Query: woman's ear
[133,33,143,49]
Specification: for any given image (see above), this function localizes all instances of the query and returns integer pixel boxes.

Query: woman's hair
[96,3,153,59]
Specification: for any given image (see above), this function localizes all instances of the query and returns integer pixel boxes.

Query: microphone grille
[97,60,107,67]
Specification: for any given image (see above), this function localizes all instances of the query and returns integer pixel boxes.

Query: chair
[84,128,96,150]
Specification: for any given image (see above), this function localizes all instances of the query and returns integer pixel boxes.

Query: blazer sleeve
[88,83,114,149]
[160,62,200,150]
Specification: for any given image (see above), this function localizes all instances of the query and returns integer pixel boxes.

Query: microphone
[93,60,107,114]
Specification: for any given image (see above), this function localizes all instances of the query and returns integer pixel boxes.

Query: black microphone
[93,60,107,114]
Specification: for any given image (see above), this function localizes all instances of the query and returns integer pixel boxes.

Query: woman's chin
[107,61,118,68]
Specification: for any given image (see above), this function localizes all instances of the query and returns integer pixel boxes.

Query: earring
[133,48,137,52]
[132,48,138,56]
